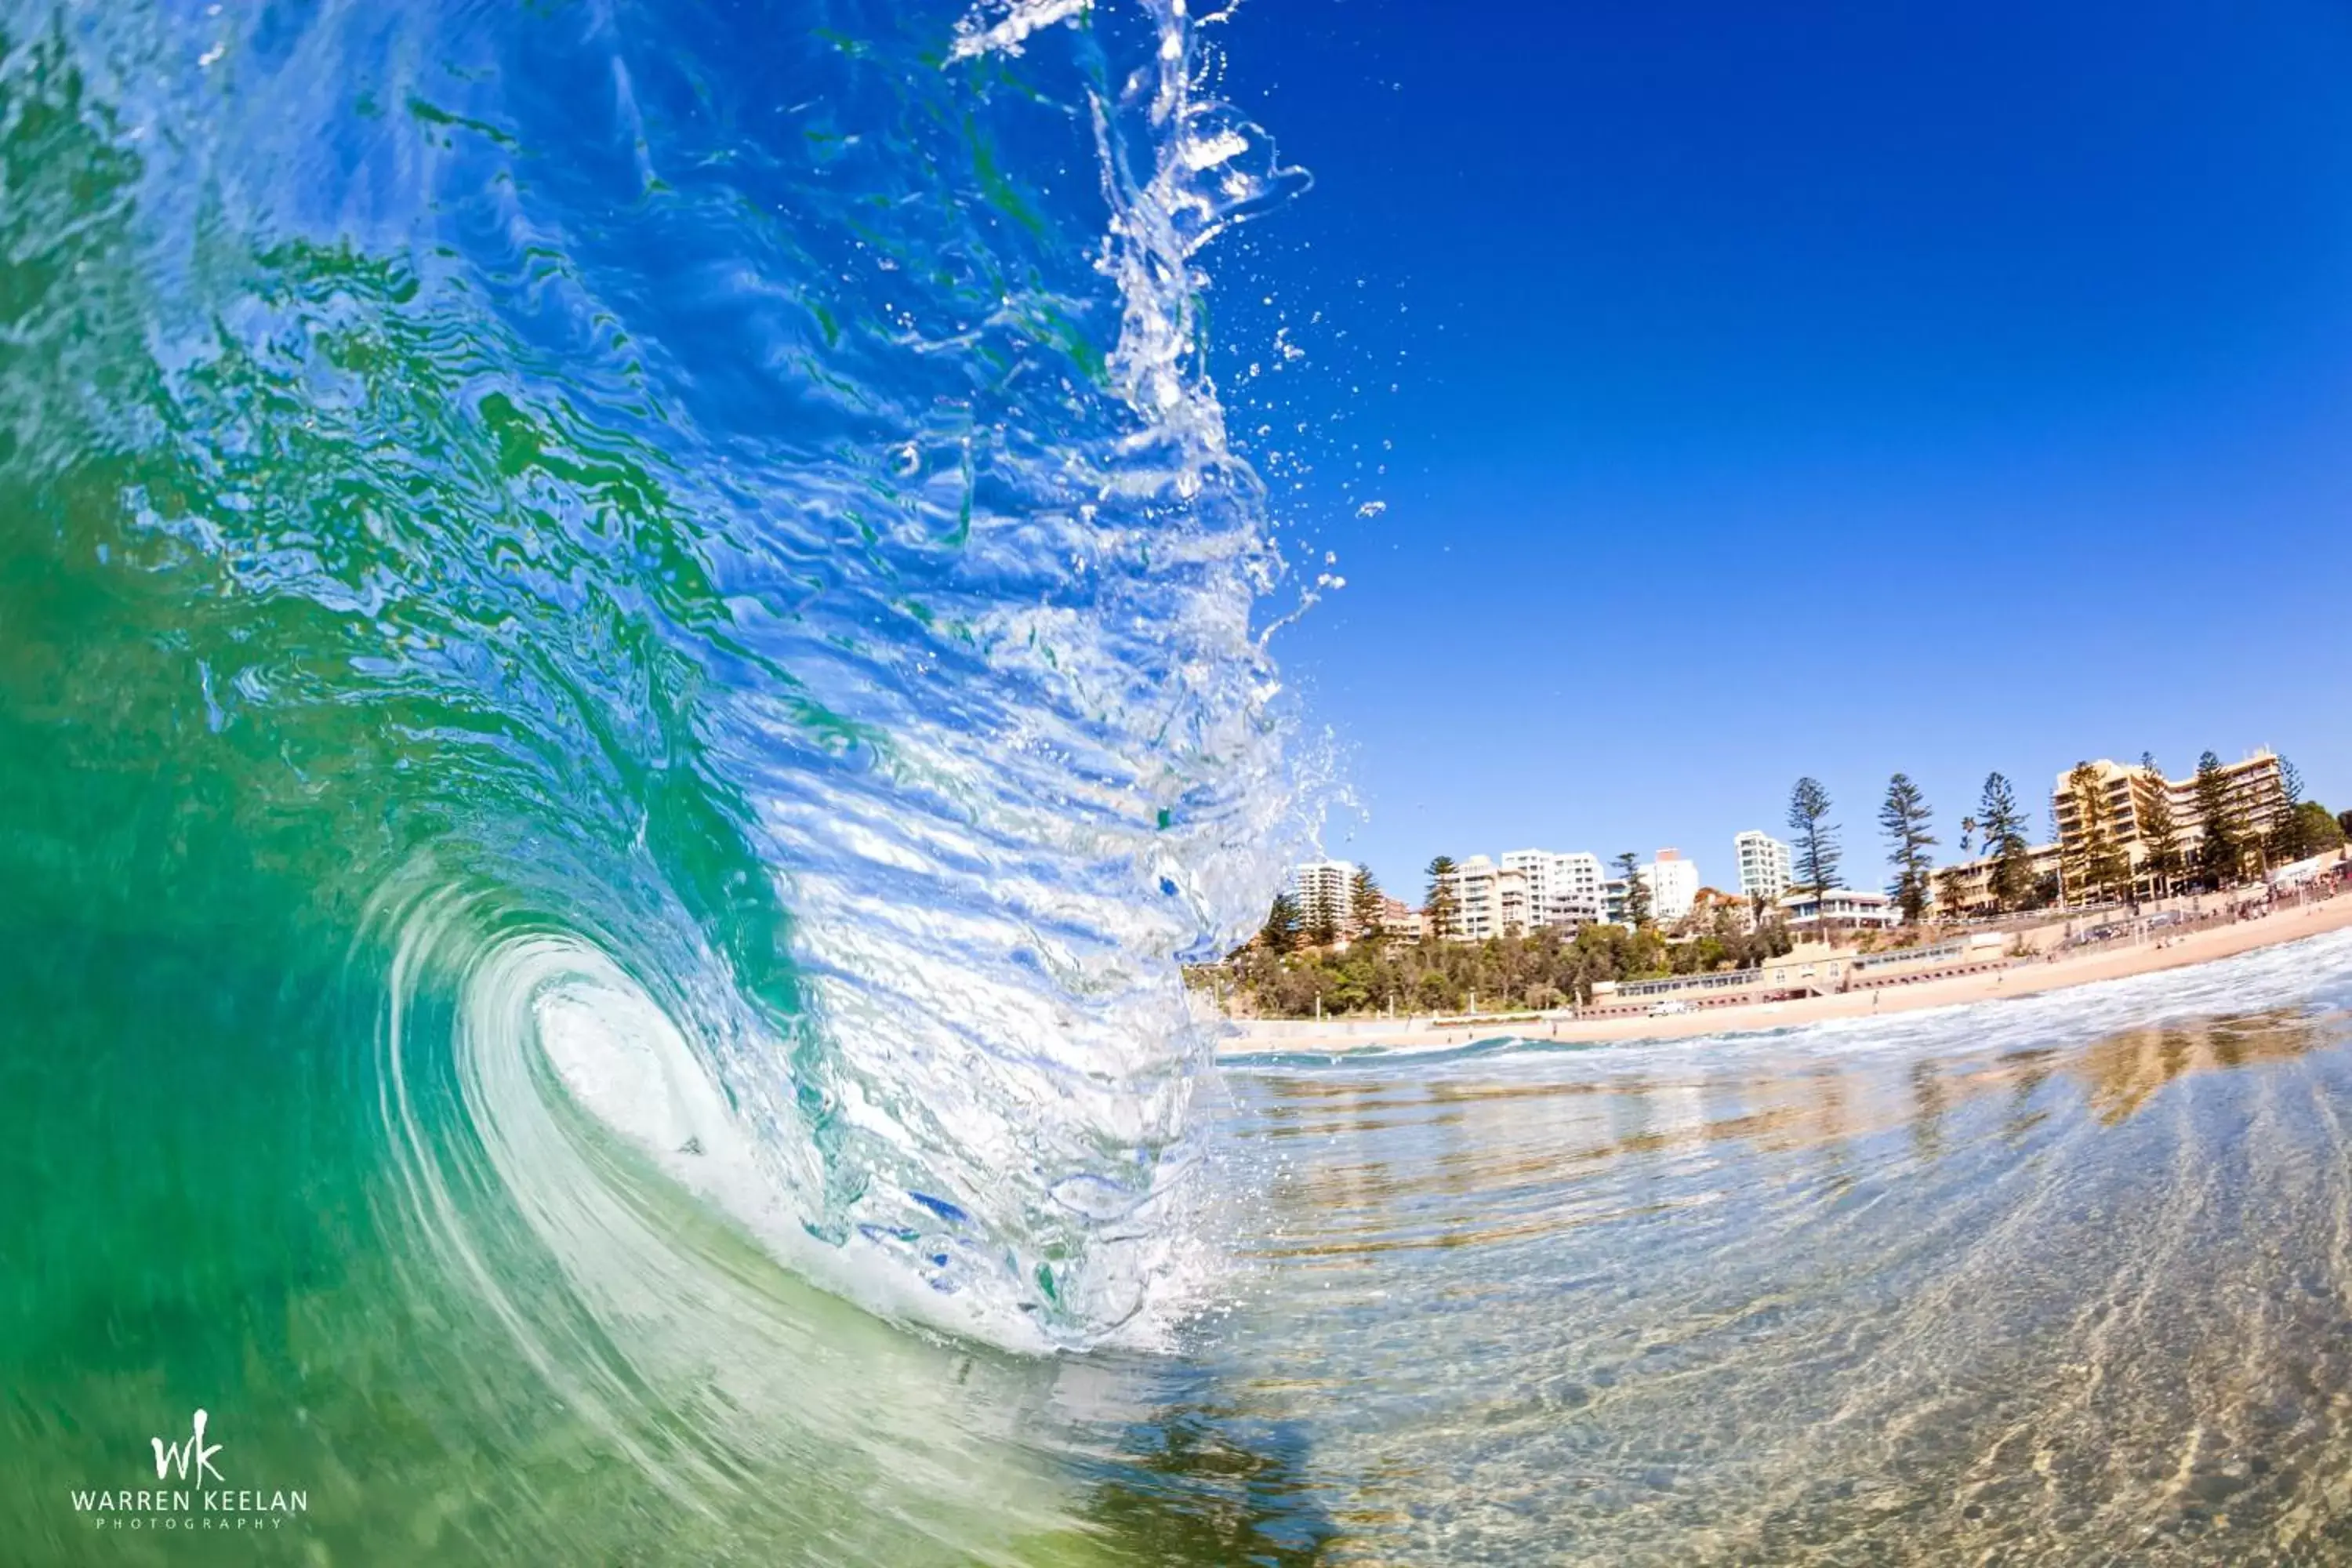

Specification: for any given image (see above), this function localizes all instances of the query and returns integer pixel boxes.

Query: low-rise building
[1376,895,1425,942]
[1778,887,1900,935]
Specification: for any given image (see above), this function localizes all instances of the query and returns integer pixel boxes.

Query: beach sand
[1218,891,2352,1057]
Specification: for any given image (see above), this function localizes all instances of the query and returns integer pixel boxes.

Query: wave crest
[34,0,1312,1350]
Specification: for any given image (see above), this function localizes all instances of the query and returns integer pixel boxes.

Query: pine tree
[1787,777,1842,930]
[1305,894,1340,950]
[2063,761,2129,906]
[1348,866,1385,942]
[1614,850,1653,929]
[2192,751,2241,886]
[1878,773,1937,924]
[1423,855,1459,942]
[2136,775,2181,901]
[1260,892,1301,954]
[1936,863,1969,921]
[2270,757,2308,864]
[1977,772,2033,912]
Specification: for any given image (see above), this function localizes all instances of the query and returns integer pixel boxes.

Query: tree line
[1225,902,1795,1018]
[1235,852,1796,1018]
[1222,750,2342,1019]
[1783,750,2342,921]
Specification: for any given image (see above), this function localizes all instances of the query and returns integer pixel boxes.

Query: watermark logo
[151,1409,224,1486]
[70,1409,307,1534]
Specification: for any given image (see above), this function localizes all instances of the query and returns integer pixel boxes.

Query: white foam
[948,0,1090,60]
[506,941,1072,1353]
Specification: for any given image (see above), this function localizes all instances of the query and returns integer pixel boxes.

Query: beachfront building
[1439,855,1487,940]
[1500,849,1608,929]
[1735,831,1794,906]
[2049,751,2289,903]
[1439,855,1527,942]
[2193,752,2292,847]
[1496,862,1534,935]
[1639,850,1700,924]
[1778,887,1901,935]
[1290,858,1358,935]
[1436,848,1608,940]
[1932,842,2064,918]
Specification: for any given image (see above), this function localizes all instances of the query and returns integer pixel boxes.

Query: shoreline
[1214,891,2352,1058]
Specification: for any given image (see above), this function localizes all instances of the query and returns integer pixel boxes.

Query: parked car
[1647,999,1694,1017]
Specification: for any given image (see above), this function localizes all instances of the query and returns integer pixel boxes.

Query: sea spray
[2,0,1312,1355]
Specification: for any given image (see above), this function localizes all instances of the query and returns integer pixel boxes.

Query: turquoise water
[13,2,2352,1563]
[1212,931,2352,1563]
[4,0,1300,1559]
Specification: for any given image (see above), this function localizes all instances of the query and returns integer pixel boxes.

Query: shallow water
[1196,927,2352,1564]
[20,920,2352,1564]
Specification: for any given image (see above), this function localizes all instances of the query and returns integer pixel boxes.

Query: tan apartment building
[1376,895,1425,942]
[1931,841,2064,917]
[1439,855,1526,942]
[2050,751,2287,902]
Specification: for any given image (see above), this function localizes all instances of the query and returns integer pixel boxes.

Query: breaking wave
[2,0,1305,1352]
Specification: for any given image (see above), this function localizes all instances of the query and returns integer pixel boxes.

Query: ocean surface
[10,2,2352,1563]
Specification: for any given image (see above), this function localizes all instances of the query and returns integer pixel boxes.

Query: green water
[27,4,2352,1563]
[0,615,1251,1560]
[0,4,1323,1558]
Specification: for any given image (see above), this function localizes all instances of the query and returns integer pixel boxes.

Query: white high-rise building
[1499,849,1607,929]
[1734,831,1793,905]
[1638,848,1699,924]
[1289,859,1357,935]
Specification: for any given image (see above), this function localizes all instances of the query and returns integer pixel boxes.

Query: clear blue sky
[1205,0,2352,899]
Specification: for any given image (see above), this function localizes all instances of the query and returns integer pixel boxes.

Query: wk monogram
[151,1410,223,1486]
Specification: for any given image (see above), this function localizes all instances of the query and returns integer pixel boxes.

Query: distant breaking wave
[5,0,1305,1351]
